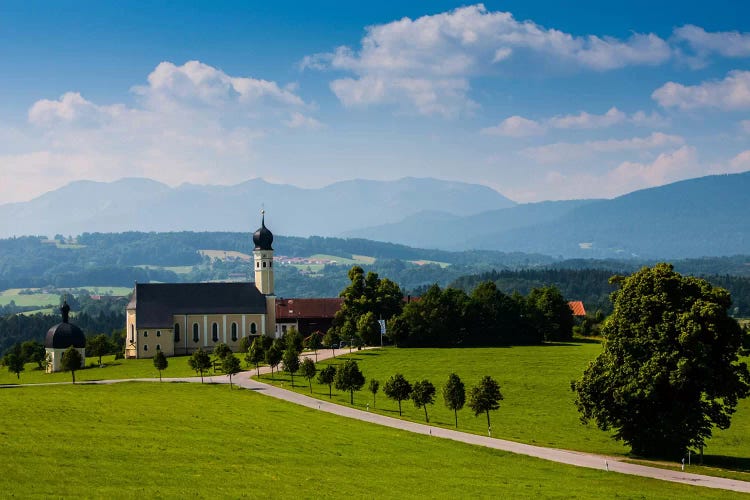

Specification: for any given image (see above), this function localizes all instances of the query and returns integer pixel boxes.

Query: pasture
[0,382,739,498]
[259,344,750,479]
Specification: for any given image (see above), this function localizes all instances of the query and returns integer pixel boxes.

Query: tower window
[212,323,219,342]
[231,323,238,342]
[130,325,134,343]
[144,331,148,338]
[174,323,180,342]
[144,344,148,352]
[193,323,199,343]
[262,262,266,268]
[256,262,260,268]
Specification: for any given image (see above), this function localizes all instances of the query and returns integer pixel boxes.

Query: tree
[283,346,300,386]
[153,350,168,381]
[265,344,282,380]
[188,348,212,383]
[300,357,317,393]
[245,337,264,377]
[368,379,380,407]
[317,365,336,398]
[411,379,436,422]
[20,340,46,369]
[323,329,339,358]
[389,284,469,347]
[526,285,574,342]
[222,354,242,389]
[384,373,412,416]
[213,342,232,360]
[61,346,83,384]
[238,336,252,354]
[4,344,24,380]
[284,327,303,354]
[357,312,381,346]
[443,373,466,428]
[572,264,750,457]
[334,359,365,405]
[468,376,503,433]
[307,331,321,362]
[87,334,110,366]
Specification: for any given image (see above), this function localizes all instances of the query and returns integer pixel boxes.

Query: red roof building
[275,298,344,336]
[568,301,586,317]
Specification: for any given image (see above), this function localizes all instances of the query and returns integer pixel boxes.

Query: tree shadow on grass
[701,454,750,473]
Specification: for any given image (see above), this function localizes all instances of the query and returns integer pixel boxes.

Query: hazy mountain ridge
[0,177,515,238]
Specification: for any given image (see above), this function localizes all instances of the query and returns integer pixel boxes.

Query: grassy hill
[0,382,738,498]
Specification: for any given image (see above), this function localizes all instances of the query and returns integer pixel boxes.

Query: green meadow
[260,344,750,480]
[0,382,742,499]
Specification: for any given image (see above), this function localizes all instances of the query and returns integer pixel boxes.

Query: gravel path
[4,347,750,494]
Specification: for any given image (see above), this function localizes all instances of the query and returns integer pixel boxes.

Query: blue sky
[1,1,749,203]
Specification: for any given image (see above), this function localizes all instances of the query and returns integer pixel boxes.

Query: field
[0,286,132,309]
[199,249,251,261]
[0,382,740,498]
[259,344,750,480]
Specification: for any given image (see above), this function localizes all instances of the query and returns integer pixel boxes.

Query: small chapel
[125,213,277,359]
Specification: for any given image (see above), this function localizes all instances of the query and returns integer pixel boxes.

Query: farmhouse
[125,213,277,358]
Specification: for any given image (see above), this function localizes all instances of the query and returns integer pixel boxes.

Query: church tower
[252,210,274,295]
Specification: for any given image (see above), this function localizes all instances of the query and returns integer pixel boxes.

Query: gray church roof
[128,282,267,328]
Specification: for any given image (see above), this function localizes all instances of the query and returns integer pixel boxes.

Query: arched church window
[144,344,148,352]
[156,344,161,351]
[250,322,257,334]
[144,331,148,338]
[231,323,238,342]
[262,262,266,268]
[212,323,219,342]
[174,323,180,342]
[130,325,134,343]
[156,331,161,337]
[193,323,199,343]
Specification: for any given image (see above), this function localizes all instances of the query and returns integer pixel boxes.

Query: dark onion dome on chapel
[253,211,273,250]
[45,301,86,349]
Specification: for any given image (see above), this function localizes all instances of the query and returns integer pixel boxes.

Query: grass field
[135,264,194,275]
[0,382,740,498]
[199,249,251,261]
[0,354,219,385]
[259,345,750,480]
[0,289,58,307]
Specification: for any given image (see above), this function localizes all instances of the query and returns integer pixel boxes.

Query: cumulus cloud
[652,70,750,110]
[547,107,626,129]
[304,4,670,116]
[0,61,319,203]
[728,150,750,172]
[522,132,684,163]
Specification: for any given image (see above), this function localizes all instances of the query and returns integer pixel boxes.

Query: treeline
[450,268,750,316]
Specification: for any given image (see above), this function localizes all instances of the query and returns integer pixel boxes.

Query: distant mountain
[0,177,515,238]
[345,172,750,259]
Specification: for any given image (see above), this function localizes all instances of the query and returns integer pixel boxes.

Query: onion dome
[45,301,86,349]
[253,211,273,250]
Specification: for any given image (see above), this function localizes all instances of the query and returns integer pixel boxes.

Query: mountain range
[2,172,749,259]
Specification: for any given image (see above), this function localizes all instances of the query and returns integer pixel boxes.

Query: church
[125,213,277,359]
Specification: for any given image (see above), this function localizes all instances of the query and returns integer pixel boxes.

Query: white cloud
[305,4,670,116]
[522,132,684,163]
[673,25,750,60]
[547,107,626,129]
[728,150,750,172]
[481,115,544,137]
[652,70,750,110]
[483,108,668,138]
[0,61,319,203]
[284,112,324,130]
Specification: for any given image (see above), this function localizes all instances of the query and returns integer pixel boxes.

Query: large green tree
[153,350,168,381]
[384,373,412,416]
[389,284,469,347]
[572,264,750,457]
[87,334,110,366]
[411,379,436,422]
[213,342,232,360]
[442,373,466,428]
[526,285,574,342]
[20,340,46,369]
[188,348,212,383]
[468,376,503,433]
[333,266,403,345]
[61,346,83,384]
[334,359,365,404]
